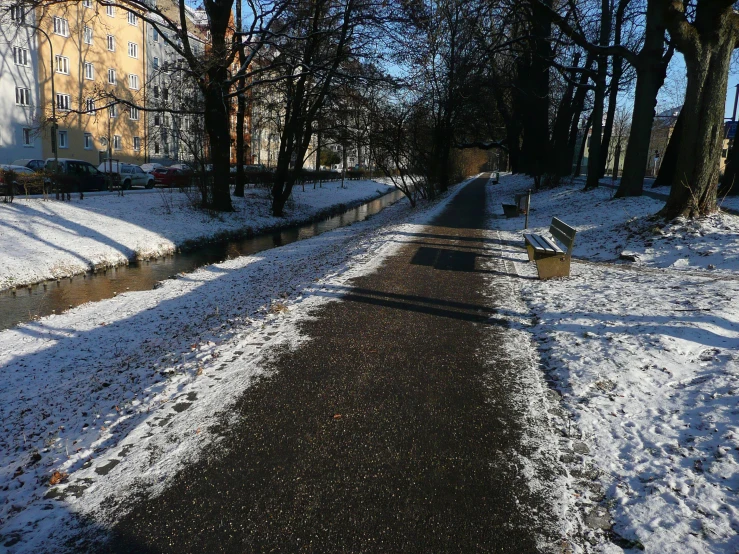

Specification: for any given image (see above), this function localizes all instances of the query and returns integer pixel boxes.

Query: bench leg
[525,243,536,262]
[534,255,571,280]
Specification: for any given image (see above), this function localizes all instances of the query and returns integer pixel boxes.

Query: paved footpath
[105,177,562,553]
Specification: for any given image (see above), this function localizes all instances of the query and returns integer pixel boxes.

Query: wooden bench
[523,217,576,280]
[502,193,529,218]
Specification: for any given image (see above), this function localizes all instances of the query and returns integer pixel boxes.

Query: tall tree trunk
[662,2,738,219]
[615,1,671,197]
[585,0,611,190]
[565,55,594,176]
[653,109,683,188]
[204,85,233,211]
[549,53,580,179]
[233,0,246,197]
[575,115,592,177]
[202,0,234,212]
[598,0,629,179]
[518,2,551,180]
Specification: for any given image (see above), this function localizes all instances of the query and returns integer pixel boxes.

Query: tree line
[11,0,739,219]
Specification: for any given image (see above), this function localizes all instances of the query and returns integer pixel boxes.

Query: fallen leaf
[49,471,68,486]
[333,414,342,420]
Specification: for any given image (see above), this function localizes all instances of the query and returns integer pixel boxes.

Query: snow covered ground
[8,172,736,553]
[0,178,496,553]
[0,180,393,292]
[487,175,739,553]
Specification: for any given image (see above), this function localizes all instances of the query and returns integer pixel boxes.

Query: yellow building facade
[36,0,146,165]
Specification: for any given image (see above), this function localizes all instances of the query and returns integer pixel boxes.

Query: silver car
[97,161,155,189]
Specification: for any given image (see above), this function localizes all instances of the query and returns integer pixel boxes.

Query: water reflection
[0,190,405,331]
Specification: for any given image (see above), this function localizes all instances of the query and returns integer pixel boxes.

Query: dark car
[152,167,191,188]
[11,158,46,172]
[0,164,37,197]
[44,158,106,193]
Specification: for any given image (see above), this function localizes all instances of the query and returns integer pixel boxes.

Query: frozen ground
[488,175,739,553]
[0,180,393,292]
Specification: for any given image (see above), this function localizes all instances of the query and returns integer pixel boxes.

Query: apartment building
[0,0,255,169]
[0,1,43,163]
[33,0,146,165]
[144,7,206,164]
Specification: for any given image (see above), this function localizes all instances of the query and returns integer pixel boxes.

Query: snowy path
[98,176,570,552]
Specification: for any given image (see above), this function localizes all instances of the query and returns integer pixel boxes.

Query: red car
[152,167,191,188]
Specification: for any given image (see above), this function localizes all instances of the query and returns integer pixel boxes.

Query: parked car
[97,161,155,189]
[44,158,106,193]
[170,163,195,171]
[10,159,46,172]
[152,166,191,188]
[0,164,36,196]
[140,162,163,173]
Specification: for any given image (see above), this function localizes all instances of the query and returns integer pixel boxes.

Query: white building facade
[0,1,43,163]
[144,8,205,165]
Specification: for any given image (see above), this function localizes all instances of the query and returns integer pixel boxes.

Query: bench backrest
[549,217,576,255]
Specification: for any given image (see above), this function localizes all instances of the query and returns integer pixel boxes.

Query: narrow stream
[0,189,406,331]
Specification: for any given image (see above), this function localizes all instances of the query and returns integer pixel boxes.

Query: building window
[55,55,70,75]
[107,35,115,51]
[127,11,137,25]
[113,135,122,150]
[84,26,93,44]
[86,97,96,112]
[128,42,138,58]
[82,0,92,7]
[129,106,139,120]
[128,74,139,90]
[109,104,118,118]
[22,128,32,146]
[84,133,93,149]
[56,93,70,111]
[153,56,159,69]
[13,46,29,66]
[106,4,114,16]
[133,136,141,151]
[58,130,68,149]
[53,17,69,37]
[154,142,160,154]
[162,88,168,101]
[154,114,160,126]
[153,27,159,42]
[107,68,116,84]
[10,4,25,23]
[153,85,159,98]
[84,62,94,80]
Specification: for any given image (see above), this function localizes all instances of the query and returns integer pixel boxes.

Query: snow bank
[488,175,739,553]
[0,181,393,292]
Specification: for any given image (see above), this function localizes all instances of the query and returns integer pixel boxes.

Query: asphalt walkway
[104,177,561,553]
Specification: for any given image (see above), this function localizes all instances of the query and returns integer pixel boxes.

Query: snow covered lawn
[0,180,393,291]
[488,175,739,553]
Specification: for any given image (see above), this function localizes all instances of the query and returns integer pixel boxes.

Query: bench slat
[549,226,574,250]
[538,235,563,253]
[524,234,551,252]
[550,217,576,240]
[524,233,561,254]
